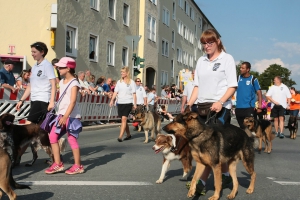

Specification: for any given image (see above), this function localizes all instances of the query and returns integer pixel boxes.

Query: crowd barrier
[0,88,182,124]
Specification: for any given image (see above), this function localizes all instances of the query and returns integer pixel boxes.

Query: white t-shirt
[78,79,90,90]
[148,92,155,105]
[183,81,198,104]
[136,85,147,105]
[57,79,81,118]
[30,59,56,102]
[115,79,136,104]
[266,83,291,109]
[193,51,237,109]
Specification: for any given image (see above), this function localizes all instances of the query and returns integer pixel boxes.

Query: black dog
[288,115,298,139]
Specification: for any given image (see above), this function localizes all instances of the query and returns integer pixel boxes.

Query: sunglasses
[58,67,68,70]
[135,81,141,82]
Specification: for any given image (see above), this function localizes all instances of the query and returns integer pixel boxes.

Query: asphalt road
[5,119,300,200]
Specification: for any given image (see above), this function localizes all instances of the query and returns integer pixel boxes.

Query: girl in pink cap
[45,57,84,175]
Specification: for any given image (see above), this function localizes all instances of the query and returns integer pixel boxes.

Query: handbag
[40,79,77,132]
[197,102,213,116]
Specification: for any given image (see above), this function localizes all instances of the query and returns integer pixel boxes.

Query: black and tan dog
[133,106,161,143]
[0,113,66,167]
[163,112,256,200]
[0,132,30,200]
[243,117,274,154]
[288,115,298,139]
[152,133,192,183]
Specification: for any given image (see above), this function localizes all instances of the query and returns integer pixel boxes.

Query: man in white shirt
[181,71,198,113]
[147,88,156,112]
[266,76,291,138]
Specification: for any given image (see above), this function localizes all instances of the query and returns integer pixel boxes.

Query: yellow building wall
[0,0,57,68]
[137,0,146,81]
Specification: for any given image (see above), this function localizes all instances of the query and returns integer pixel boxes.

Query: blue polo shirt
[102,83,111,92]
[236,75,261,108]
[0,67,15,86]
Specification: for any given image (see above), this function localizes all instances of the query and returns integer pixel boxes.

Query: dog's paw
[187,189,195,198]
[246,187,254,194]
[227,193,236,200]
[208,196,220,200]
[143,140,148,144]
[156,179,163,184]
[25,163,33,167]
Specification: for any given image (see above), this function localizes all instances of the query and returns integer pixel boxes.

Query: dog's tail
[9,170,31,190]
[58,137,67,153]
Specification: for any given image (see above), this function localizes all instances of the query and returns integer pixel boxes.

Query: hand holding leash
[211,102,222,112]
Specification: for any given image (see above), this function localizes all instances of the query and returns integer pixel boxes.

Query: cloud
[252,58,285,73]
[271,42,300,57]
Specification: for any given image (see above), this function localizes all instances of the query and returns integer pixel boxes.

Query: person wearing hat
[16,42,56,124]
[0,59,18,92]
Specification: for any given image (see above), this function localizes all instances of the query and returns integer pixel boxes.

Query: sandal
[117,138,123,142]
[124,135,132,140]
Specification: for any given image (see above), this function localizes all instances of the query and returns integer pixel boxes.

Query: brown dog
[288,115,298,139]
[0,113,66,166]
[244,117,274,153]
[152,133,192,183]
[133,106,161,143]
[0,132,30,200]
[163,112,256,200]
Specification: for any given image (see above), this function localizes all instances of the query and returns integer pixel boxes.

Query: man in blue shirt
[235,62,262,129]
[0,59,17,92]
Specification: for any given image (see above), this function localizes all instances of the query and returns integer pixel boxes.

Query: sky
[194,0,300,89]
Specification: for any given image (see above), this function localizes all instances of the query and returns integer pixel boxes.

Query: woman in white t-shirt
[186,29,237,194]
[16,42,56,124]
[109,67,137,142]
[45,57,84,175]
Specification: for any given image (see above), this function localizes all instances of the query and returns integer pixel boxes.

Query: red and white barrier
[0,88,181,124]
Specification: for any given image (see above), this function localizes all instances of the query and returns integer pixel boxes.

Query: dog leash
[205,111,218,124]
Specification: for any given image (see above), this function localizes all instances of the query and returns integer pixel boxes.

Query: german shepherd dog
[243,117,275,154]
[133,106,161,143]
[0,132,31,200]
[152,134,192,183]
[288,115,298,139]
[163,112,256,200]
[0,113,66,167]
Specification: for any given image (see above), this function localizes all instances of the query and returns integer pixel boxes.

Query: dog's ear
[187,112,198,120]
[184,106,191,113]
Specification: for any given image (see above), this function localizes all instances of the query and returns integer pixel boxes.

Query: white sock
[200,179,206,186]
[222,172,230,176]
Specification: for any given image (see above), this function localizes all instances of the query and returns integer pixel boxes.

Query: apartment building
[0,0,217,89]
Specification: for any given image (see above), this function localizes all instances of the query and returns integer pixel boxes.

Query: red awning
[0,54,24,62]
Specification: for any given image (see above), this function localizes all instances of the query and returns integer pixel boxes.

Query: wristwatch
[218,100,224,105]
[19,99,24,102]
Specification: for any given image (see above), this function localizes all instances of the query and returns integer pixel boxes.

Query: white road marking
[274,181,300,186]
[267,177,276,180]
[19,181,153,186]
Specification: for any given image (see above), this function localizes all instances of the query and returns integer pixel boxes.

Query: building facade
[0,0,217,92]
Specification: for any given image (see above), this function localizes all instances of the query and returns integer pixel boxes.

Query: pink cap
[55,57,76,69]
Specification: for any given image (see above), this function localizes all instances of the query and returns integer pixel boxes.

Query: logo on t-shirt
[213,63,221,71]
[37,70,42,77]
[281,87,283,91]
[246,80,250,85]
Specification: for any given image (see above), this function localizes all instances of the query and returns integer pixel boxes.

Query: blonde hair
[120,66,131,84]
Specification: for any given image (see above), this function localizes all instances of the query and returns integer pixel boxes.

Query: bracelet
[19,99,24,102]
[218,100,224,105]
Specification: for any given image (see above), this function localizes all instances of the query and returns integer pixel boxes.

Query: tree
[258,64,296,90]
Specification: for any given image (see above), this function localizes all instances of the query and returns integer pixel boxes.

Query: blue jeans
[289,109,299,117]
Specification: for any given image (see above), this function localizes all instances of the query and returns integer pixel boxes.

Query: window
[190,8,194,20]
[178,0,183,9]
[122,47,128,66]
[90,0,99,11]
[147,15,156,42]
[171,30,175,49]
[161,71,168,86]
[107,41,115,66]
[66,25,77,57]
[89,34,98,61]
[162,39,169,57]
[176,75,179,88]
[123,3,130,26]
[183,26,186,39]
[178,20,182,35]
[177,48,182,63]
[149,0,157,5]
[108,0,116,19]
[162,7,170,26]
[171,60,174,78]
[172,2,176,20]
[199,17,203,29]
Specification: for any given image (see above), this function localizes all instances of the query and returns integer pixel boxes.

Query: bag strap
[50,78,77,112]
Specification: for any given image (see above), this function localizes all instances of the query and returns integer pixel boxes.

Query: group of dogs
[0,105,297,200]
[0,113,65,200]
[133,105,298,199]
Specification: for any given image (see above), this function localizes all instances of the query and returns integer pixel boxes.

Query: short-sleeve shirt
[290,94,300,110]
[102,83,111,92]
[57,79,81,118]
[16,77,29,88]
[161,89,167,98]
[266,83,291,109]
[193,51,237,109]
[115,79,136,104]
[148,92,155,105]
[30,59,56,102]
[0,67,15,86]
[236,75,261,108]
[183,81,198,104]
[136,85,147,105]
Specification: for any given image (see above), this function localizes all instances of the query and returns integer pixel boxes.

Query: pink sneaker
[45,162,64,174]
[65,164,84,175]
